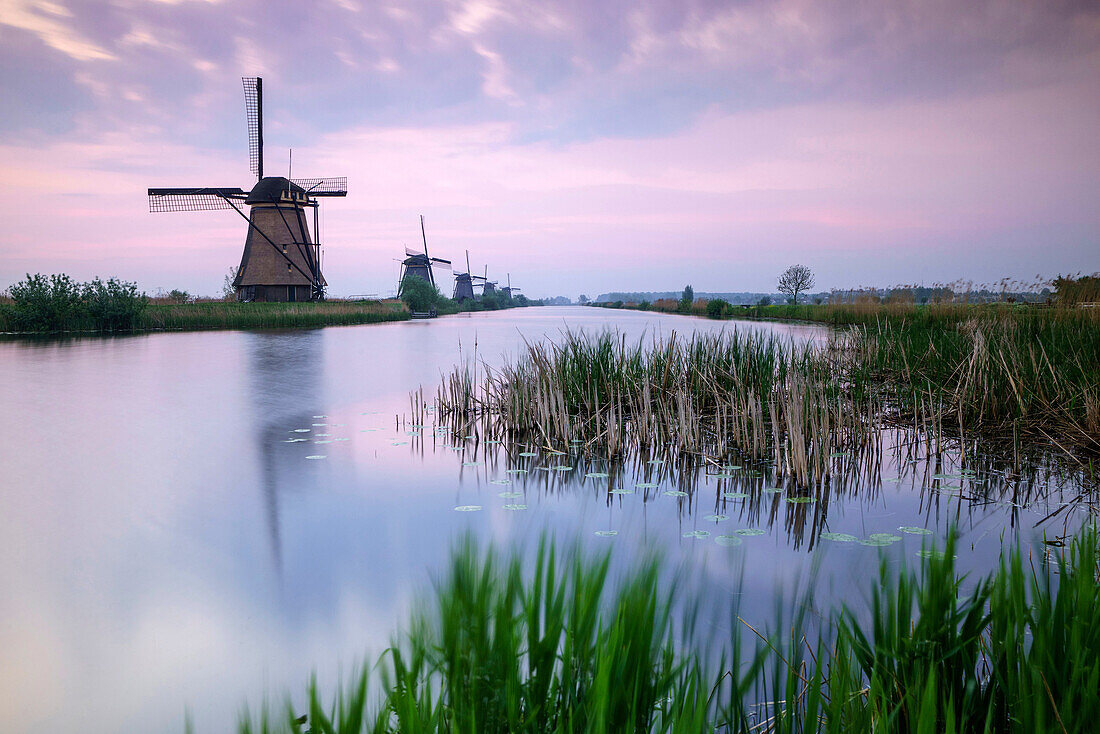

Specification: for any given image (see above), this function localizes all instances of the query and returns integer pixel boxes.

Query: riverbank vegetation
[237,526,1100,733]
[398,274,532,315]
[138,299,410,331]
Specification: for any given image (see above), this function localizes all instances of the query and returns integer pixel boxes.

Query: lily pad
[498,491,522,498]
[704,514,729,522]
[284,438,308,443]
[594,530,618,537]
[734,528,765,536]
[305,455,326,460]
[829,452,849,458]
[312,423,327,427]
[820,532,857,542]
[709,473,737,480]
[722,492,749,499]
[664,490,688,497]
[786,497,815,504]
[293,429,311,433]
[315,433,331,437]
[898,526,933,535]
[550,465,572,472]
[714,535,743,547]
[635,482,659,489]
[586,472,610,478]
[916,549,953,560]
[505,469,528,474]
[314,440,333,444]
[453,505,482,512]
[490,479,512,486]
[683,530,711,539]
[610,489,634,495]
[502,504,527,511]
[761,487,784,494]
[462,461,481,467]
[519,452,539,457]
[648,459,665,465]
[313,415,327,418]
[392,441,408,446]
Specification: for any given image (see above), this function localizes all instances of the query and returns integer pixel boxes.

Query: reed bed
[236,526,1100,733]
[432,330,883,488]
[431,313,1100,479]
[136,300,409,331]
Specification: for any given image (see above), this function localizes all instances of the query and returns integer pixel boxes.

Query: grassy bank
[236,527,1100,733]
[136,299,410,331]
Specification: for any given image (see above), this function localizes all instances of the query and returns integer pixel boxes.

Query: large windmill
[452,250,476,302]
[147,77,347,302]
[398,215,451,295]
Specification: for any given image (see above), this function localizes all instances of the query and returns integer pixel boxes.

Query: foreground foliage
[3,273,148,331]
[237,527,1100,733]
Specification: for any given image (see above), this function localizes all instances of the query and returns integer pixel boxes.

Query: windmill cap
[247,176,306,205]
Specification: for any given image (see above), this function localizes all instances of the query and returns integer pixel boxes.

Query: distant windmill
[480,265,499,296]
[452,250,476,302]
[502,273,521,300]
[147,77,347,302]
[398,215,451,295]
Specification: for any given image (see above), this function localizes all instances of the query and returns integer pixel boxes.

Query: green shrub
[399,275,443,312]
[82,278,148,331]
[706,298,729,318]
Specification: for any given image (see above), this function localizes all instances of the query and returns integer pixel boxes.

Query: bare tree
[777,265,815,304]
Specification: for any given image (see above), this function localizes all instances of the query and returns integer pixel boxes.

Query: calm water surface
[0,307,1085,732]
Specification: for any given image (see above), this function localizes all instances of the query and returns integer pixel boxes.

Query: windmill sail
[243,77,263,180]
[148,187,248,212]
[291,177,347,196]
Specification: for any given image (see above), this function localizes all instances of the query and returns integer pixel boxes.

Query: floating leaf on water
[761,487,784,494]
[284,438,308,443]
[505,469,528,474]
[305,455,326,460]
[519,452,539,457]
[722,492,749,499]
[586,472,610,478]
[485,440,501,444]
[829,452,849,458]
[648,459,665,465]
[734,528,765,536]
[313,415,327,418]
[869,533,903,542]
[392,441,409,446]
[664,490,688,497]
[683,530,711,539]
[916,549,953,560]
[932,473,960,480]
[498,491,522,498]
[315,433,332,437]
[502,504,528,511]
[898,526,933,535]
[490,479,512,486]
[293,429,311,433]
[314,439,333,444]
[714,535,743,547]
[634,482,659,489]
[820,532,857,542]
[454,505,482,512]
[594,530,618,537]
[550,465,573,472]
[786,497,815,504]
[312,423,327,427]
[411,424,424,429]
[721,465,741,471]
[610,489,634,495]
[448,447,464,451]
[334,438,349,442]
[462,462,481,467]
[704,514,729,522]
[709,473,737,479]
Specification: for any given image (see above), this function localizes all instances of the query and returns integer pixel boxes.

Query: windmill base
[237,284,316,303]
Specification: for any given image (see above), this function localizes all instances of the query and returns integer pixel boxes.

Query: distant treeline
[596,291,779,304]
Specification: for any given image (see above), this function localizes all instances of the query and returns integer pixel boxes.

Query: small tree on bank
[399,275,443,313]
[679,285,694,313]
[777,265,815,304]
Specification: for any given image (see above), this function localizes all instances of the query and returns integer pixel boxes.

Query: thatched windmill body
[479,265,498,296]
[398,216,451,295]
[147,77,347,302]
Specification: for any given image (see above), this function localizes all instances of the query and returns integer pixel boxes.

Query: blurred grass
[135,300,410,331]
[236,526,1100,733]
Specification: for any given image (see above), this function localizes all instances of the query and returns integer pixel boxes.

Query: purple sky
[1,0,1098,298]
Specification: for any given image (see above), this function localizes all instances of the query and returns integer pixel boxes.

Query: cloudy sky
[1,0,1098,298]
